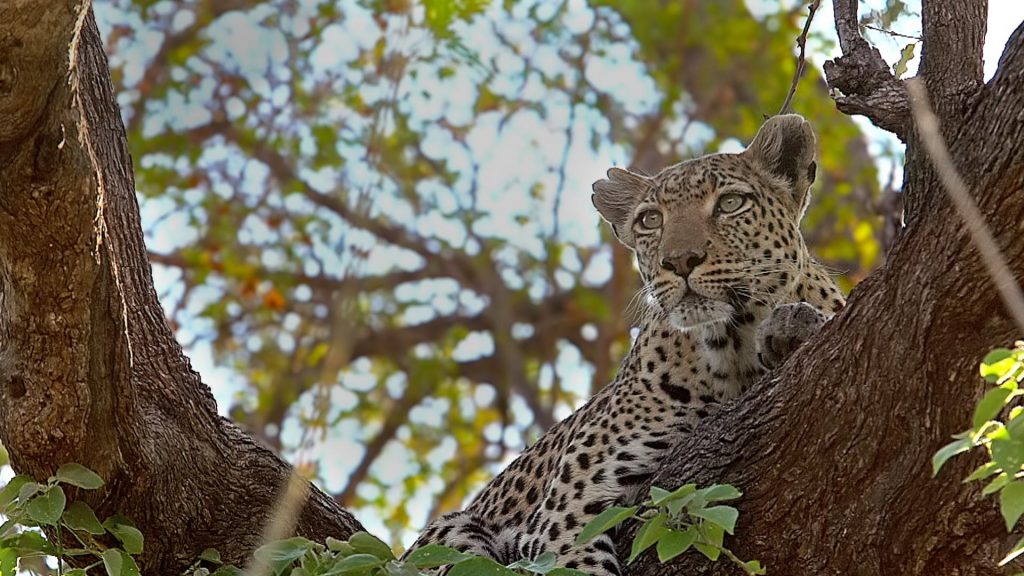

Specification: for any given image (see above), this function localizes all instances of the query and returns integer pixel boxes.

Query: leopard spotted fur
[403,115,845,575]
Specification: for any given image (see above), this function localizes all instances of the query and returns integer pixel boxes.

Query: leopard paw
[756,302,827,369]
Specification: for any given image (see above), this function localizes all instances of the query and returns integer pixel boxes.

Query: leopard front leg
[517,429,673,575]
[520,507,622,576]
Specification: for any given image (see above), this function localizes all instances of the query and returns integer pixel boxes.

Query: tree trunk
[628,2,1024,574]
[0,4,362,573]
[0,0,1022,575]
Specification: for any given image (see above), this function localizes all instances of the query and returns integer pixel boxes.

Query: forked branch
[822,0,910,138]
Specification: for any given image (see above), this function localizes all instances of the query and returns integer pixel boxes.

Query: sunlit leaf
[26,486,65,526]
[1001,482,1024,531]
[405,544,472,569]
[54,463,105,490]
[656,527,697,563]
[575,506,637,545]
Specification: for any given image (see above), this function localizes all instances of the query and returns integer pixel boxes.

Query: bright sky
[88,0,1024,548]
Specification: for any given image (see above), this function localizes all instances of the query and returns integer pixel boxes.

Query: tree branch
[627,18,1024,575]
[822,0,910,138]
[917,0,988,131]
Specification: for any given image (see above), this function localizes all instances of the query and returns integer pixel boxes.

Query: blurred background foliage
[93,0,909,546]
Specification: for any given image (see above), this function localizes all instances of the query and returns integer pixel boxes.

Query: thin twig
[779,0,822,115]
[243,472,311,576]
[906,79,1024,333]
[860,23,922,42]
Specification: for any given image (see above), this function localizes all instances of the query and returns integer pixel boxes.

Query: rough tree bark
[0,3,362,573]
[0,1,1021,576]
[628,0,1024,574]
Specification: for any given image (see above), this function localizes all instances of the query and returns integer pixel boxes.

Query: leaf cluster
[0,464,142,576]
[195,532,588,576]
[933,344,1024,568]
[575,483,764,575]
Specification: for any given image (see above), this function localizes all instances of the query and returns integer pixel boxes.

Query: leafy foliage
[0,464,143,576]
[576,483,764,574]
[933,343,1024,567]
[0,466,757,575]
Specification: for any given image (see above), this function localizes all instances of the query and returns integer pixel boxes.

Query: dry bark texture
[0,0,1022,575]
[628,1,1024,574]
[0,3,362,573]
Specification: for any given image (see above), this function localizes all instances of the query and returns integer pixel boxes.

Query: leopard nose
[660,251,707,278]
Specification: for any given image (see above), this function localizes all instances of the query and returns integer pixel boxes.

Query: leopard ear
[592,167,652,248]
[743,114,817,215]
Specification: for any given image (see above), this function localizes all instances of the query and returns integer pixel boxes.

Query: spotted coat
[402,115,845,575]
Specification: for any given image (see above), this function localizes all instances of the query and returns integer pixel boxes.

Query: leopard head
[592,114,818,330]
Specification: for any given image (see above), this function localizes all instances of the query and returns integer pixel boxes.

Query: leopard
[402,114,846,575]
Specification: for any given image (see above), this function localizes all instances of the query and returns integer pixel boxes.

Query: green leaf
[63,501,105,534]
[64,570,88,576]
[54,463,105,490]
[102,548,122,576]
[120,552,141,576]
[1001,482,1024,531]
[982,349,1019,383]
[102,549,141,576]
[1000,534,1024,566]
[12,531,54,555]
[574,506,637,545]
[321,553,383,574]
[405,544,471,569]
[629,512,668,562]
[974,387,1014,429]
[648,486,672,505]
[348,531,395,560]
[200,548,223,564]
[548,570,590,576]
[508,550,557,572]
[983,348,1015,367]
[892,42,916,78]
[691,506,739,535]
[254,537,314,572]
[700,484,742,503]
[0,547,16,576]
[326,537,353,554]
[984,473,1012,496]
[699,520,725,553]
[104,516,144,555]
[26,486,65,526]
[693,541,721,561]
[932,438,972,476]
[17,481,41,504]
[0,476,32,509]
[447,557,519,576]
[383,560,421,576]
[656,528,697,563]
[965,462,999,483]
[743,560,767,575]
[210,566,245,576]
[992,435,1024,476]
[655,484,696,506]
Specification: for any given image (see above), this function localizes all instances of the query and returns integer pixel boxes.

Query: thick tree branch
[0,5,363,573]
[627,20,1024,576]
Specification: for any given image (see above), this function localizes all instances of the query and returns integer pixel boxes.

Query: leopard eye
[636,210,663,230]
[716,193,746,214]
